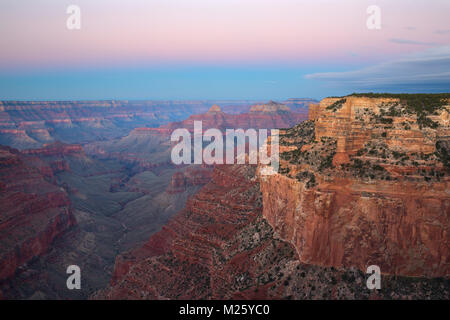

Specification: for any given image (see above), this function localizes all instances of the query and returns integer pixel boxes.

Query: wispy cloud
[389,38,439,46]
[435,29,450,35]
[305,45,450,91]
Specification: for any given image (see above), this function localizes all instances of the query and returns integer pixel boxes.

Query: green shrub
[326,98,346,112]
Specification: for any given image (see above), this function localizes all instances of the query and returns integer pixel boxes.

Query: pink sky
[1,0,450,70]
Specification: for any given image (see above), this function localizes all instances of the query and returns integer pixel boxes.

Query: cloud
[305,46,450,91]
[389,38,439,46]
[435,29,450,35]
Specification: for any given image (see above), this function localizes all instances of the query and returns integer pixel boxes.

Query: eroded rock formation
[262,94,450,277]
[0,100,258,149]
[0,146,76,282]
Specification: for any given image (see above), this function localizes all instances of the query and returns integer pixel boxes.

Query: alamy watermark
[66,5,81,30]
[65,5,379,31]
[66,265,81,290]
[366,265,381,289]
[366,5,381,30]
[170,121,279,175]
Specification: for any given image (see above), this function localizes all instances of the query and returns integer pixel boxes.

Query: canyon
[0,95,448,299]
[0,99,309,299]
[95,164,449,299]
[93,94,450,299]
[0,136,209,299]
[84,102,308,170]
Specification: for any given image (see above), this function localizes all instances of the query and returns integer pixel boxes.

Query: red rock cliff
[0,146,76,281]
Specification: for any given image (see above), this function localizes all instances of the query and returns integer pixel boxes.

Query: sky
[0,0,449,100]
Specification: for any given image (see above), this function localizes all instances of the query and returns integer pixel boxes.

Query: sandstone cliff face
[308,103,321,121]
[0,146,76,282]
[260,173,449,277]
[261,95,450,277]
[313,96,449,161]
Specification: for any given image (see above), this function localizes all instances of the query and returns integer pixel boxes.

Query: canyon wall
[0,100,258,149]
[85,102,308,170]
[0,146,76,281]
[314,96,449,160]
[260,173,449,277]
[160,102,308,133]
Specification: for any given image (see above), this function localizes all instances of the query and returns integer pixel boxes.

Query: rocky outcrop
[22,141,84,157]
[166,166,214,194]
[0,146,76,282]
[19,142,89,179]
[262,94,450,277]
[313,96,449,163]
[249,101,291,114]
[166,172,186,194]
[183,165,214,186]
[208,105,222,113]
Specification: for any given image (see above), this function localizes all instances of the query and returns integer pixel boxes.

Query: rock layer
[0,100,258,149]
[0,146,76,281]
